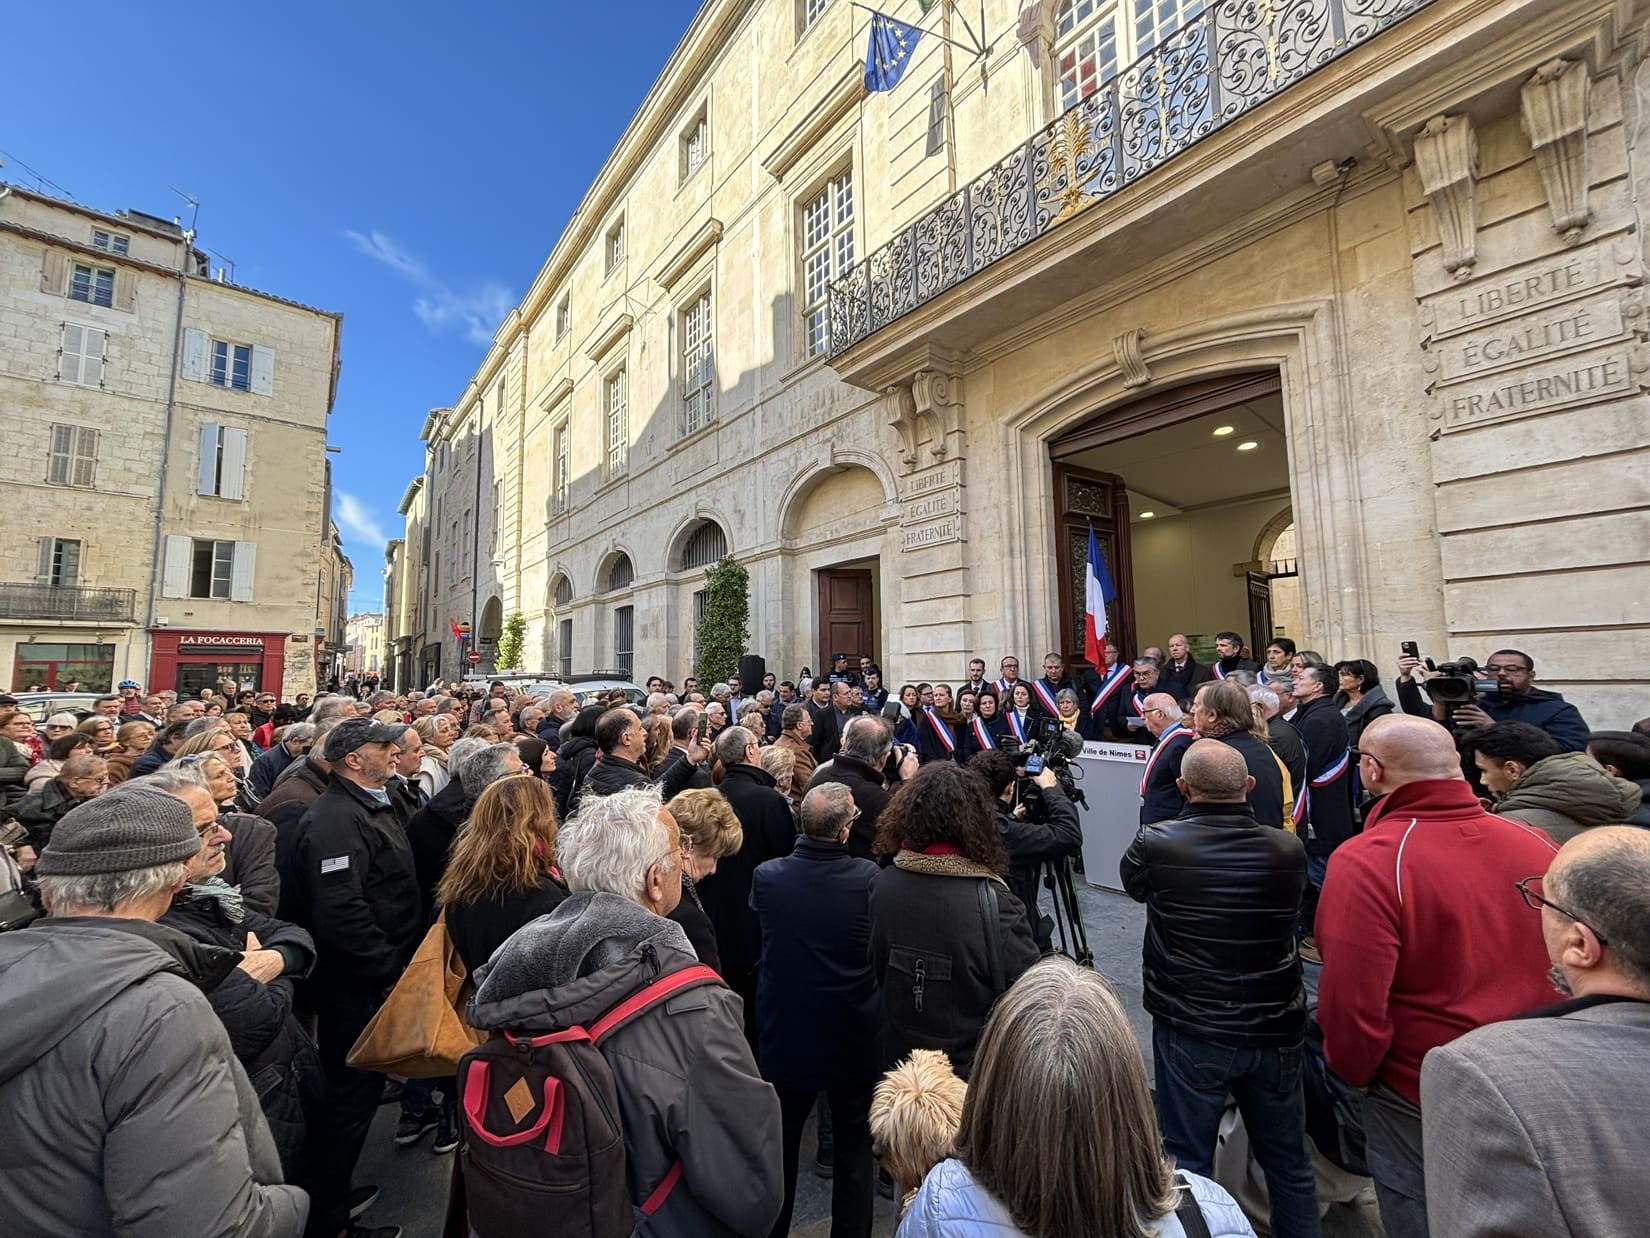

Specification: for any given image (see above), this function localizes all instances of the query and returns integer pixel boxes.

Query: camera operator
[969,749,1082,951]
[806,716,919,861]
[1395,648,1589,751]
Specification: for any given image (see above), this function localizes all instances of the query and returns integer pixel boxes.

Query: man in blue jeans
[1121,738,1321,1238]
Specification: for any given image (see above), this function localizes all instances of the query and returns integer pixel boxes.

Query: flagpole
[849,1,984,57]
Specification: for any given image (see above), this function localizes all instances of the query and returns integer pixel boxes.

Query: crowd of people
[0,633,1646,1238]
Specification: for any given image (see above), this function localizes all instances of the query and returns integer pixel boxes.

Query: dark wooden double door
[818,568,874,671]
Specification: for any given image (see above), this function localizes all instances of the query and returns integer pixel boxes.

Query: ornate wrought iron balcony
[828,0,1434,356]
[0,583,138,624]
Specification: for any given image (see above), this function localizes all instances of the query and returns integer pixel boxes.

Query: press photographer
[1395,647,1589,751]
[968,748,1082,952]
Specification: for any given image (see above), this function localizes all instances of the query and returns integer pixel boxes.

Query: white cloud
[345,228,512,346]
[335,491,387,546]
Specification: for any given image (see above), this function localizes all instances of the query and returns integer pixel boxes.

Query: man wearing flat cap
[0,785,308,1237]
[291,718,423,1238]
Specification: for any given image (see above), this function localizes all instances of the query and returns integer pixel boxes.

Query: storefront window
[176,661,262,698]
[11,642,115,692]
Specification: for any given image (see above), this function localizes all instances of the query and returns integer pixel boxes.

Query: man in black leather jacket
[969,749,1082,951]
[1120,739,1319,1238]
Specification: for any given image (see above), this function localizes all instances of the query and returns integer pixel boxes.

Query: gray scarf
[186,875,245,924]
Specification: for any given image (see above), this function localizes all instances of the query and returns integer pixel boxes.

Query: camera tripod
[1043,854,1094,968]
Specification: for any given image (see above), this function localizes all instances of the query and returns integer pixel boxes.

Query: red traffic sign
[467,650,482,664]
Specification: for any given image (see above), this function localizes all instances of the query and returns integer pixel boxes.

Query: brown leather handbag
[347,912,484,1077]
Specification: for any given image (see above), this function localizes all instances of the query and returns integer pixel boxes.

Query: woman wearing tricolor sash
[960,690,1004,762]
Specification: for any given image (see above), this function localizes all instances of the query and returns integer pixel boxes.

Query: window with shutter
[46,424,97,488]
[162,536,192,598]
[71,428,97,488]
[48,539,82,587]
[210,340,252,391]
[250,345,275,396]
[197,424,248,499]
[230,542,257,601]
[188,539,239,599]
[59,323,108,386]
[69,263,115,307]
[181,328,208,382]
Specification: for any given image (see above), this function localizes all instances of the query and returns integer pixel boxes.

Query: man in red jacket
[1317,714,1558,1238]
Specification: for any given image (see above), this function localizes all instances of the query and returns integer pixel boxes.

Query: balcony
[0,583,138,624]
[828,0,1436,358]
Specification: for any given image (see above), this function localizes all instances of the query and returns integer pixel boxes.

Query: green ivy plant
[495,610,527,671]
[694,556,749,685]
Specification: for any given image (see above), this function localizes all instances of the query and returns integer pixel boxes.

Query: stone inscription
[904,491,957,522]
[1438,297,1625,382]
[902,516,962,551]
[1441,349,1636,430]
[1428,249,1606,337]
[901,459,963,499]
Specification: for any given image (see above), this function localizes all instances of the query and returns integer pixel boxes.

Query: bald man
[1421,827,1650,1237]
[1138,693,1194,825]
[1121,740,1317,1238]
[1316,714,1560,1238]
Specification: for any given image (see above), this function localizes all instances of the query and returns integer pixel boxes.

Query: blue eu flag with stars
[864,12,923,92]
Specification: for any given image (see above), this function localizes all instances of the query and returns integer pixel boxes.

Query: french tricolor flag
[1084,524,1115,670]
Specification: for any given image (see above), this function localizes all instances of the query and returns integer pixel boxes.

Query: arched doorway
[778,461,892,678]
[478,596,503,672]
[1048,370,1294,666]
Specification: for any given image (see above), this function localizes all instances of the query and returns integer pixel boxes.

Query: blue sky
[5,0,698,611]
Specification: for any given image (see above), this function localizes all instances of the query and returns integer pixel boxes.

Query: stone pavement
[356,876,1383,1236]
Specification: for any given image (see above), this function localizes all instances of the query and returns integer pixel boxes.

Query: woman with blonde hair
[438,773,567,973]
[412,713,455,799]
[664,787,745,973]
[76,714,120,755]
[175,727,258,811]
[760,744,797,805]
[898,957,1254,1238]
[104,720,156,785]
[645,714,674,772]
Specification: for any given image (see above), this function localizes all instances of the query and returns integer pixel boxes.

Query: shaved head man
[1138,693,1194,826]
[1316,713,1562,1236]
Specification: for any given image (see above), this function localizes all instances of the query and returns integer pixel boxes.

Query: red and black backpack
[456,963,722,1238]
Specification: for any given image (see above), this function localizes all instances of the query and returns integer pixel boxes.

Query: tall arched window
[605,553,634,593]
[551,575,573,608]
[677,520,728,571]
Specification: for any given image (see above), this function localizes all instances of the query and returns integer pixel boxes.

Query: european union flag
[864,11,923,92]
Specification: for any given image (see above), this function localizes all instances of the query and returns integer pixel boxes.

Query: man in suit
[1028,652,1078,721]
[1138,693,1193,825]
[1160,633,1214,704]
[1421,825,1650,1238]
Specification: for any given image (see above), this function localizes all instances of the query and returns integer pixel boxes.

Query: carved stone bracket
[910,369,964,459]
[1414,114,1479,282]
[1521,59,1592,245]
[1016,1,1054,67]
[1113,328,1151,388]
[885,383,920,469]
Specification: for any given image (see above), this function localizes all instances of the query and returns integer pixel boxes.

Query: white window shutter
[162,536,191,598]
[35,538,54,584]
[40,250,67,296]
[219,427,247,500]
[114,269,138,312]
[181,328,208,382]
[59,323,82,383]
[250,345,275,396]
[230,541,257,601]
[71,428,98,488]
[197,422,219,495]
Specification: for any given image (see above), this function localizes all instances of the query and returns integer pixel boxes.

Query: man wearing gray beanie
[0,785,308,1238]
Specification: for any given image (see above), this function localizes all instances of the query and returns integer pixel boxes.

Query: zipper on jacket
[640,942,661,979]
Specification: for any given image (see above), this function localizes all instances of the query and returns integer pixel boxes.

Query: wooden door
[1051,464,1135,670]
[1246,572,1273,658]
[818,569,874,671]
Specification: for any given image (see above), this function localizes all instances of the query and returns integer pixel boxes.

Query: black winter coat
[752,836,882,1091]
[220,812,280,917]
[996,785,1083,950]
[1140,726,1193,825]
[293,776,423,994]
[159,894,324,1181]
[806,752,893,860]
[549,736,596,819]
[667,880,722,974]
[1213,730,1286,829]
[694,764,797,982]
[406,779,470,923]
[1120,803,1308,1046]
[1292,696,1356,856]
[445,873,568,975]
[12,780,89,850]
[1267,717,1307,804]
[868,855,1039,1079]
[570,751,698,816]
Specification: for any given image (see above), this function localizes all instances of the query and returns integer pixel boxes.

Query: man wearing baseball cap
[292,718,422,1238]
[0,785,308,1237]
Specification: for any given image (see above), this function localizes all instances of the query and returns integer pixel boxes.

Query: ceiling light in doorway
[1236,440,1260,452]
[1211,425,1235,437]
[1138,510,1157,520]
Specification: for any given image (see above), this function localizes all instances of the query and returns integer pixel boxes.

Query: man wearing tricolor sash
[993,656,1023,699]
[1119,658,1164,739]
[914,700,960,766]
[1290,663,1355,941]
[1083,647,1135,742]
[1029,653,1078,723]
[1138,694,1194,825]
[1210,631,1260,681]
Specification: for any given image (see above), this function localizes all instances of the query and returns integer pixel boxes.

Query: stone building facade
[399,0,1648,726]
[0,186,343,697]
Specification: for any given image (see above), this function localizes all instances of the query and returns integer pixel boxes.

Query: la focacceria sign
[177,634,266,653]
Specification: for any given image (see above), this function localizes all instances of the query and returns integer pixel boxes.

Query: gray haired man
[470,787,783,1234]
[0,787,308,1237]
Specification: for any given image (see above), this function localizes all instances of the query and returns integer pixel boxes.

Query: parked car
[11,693,103,726]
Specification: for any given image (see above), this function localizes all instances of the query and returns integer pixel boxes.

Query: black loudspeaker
[738,654,766,690]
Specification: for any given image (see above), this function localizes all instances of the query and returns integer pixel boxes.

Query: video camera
[1001,715,1087,807]
[1421,656,1499,706]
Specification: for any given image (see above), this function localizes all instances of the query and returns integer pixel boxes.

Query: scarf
[1199,719,1241,740]
[186,875,245,924]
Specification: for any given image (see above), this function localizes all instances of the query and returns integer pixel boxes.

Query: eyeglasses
[196,820,227,841]
[1351,747,1385,774]
[1516,876,1608,945]
[1484,664,1530,675]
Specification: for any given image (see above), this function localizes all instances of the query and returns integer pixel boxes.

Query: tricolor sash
[1212,661,1227,679]
[969,718,995,750]
[1294,747,1351,827]
[923,707,957,753]
[996,676,1018,695]
[1089,664,1133,716]
[1138,724,1190,795]
[1032,679,1061,715]
[1007,710,1028,743]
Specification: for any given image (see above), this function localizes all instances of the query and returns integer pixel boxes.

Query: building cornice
[761,66,866,181]
[397,476,425,515]
[586,312,635,363]
[654,217,724,293]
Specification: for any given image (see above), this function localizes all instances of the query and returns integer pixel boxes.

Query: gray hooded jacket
[469,890,783,1237]
[0,917,308,1238]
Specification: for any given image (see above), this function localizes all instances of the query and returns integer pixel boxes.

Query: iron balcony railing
[828,0,1434,356]
[0,583,138,624]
